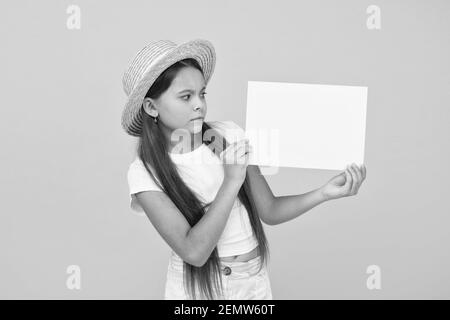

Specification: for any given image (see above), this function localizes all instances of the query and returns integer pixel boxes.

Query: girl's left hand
[320,163,367,201]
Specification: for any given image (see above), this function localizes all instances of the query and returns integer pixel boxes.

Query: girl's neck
[168,132,203,154]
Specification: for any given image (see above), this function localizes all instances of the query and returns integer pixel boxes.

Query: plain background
[1,0,449,299]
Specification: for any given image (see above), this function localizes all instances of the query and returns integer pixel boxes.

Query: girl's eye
[182,92,207,100]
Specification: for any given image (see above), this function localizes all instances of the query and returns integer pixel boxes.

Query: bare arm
[136,178,241,267]
[265,164,367,225]
[245,165,276,225]
[265,188,327,225]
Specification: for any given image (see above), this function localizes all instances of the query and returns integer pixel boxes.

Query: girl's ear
[142,98,157,117]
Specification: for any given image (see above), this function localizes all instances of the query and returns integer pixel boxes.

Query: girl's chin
[190,119,203,129]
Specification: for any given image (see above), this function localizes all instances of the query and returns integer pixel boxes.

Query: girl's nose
[193,101,203,111]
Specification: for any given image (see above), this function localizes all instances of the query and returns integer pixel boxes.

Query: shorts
[164,251,273,300]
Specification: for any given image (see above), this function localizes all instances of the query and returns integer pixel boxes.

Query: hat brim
[121,39,216,137]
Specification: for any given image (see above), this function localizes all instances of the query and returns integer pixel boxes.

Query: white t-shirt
[126,120,259,258]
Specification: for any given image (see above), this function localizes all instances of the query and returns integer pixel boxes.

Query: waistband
[168,252,265,278]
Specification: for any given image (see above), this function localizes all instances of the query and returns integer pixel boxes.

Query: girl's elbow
[185,249,208,267]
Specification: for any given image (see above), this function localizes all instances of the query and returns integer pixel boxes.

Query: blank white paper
[244,81,368,170]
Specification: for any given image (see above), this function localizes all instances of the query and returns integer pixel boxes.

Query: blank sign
[244,81,368,170]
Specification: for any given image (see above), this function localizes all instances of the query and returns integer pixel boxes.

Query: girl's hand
[320,163,367,201]
[221,139,252,186]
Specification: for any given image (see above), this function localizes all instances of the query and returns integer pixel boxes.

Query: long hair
[136,58,270,300]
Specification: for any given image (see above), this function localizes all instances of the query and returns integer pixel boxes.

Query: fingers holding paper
[320,163,367,201]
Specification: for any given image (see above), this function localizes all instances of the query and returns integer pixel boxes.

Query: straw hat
[121,39,216,136]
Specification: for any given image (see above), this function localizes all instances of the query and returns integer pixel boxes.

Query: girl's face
[143,66,208,151]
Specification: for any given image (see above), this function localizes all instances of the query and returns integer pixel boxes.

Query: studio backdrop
[1,0,449,299]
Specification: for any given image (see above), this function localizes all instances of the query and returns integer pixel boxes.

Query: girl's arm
[245,165,276,225]
[246,163,366,225]
[136,178,241,267]
[262,163,366,225]
[265,188,327,225]
[246,164,325,225]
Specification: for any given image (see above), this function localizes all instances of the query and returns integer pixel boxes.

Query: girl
[122,39,366,300]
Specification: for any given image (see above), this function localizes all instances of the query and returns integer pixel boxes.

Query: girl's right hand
[221,139,252,186]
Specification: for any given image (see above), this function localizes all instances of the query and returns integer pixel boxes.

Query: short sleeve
[127,159,164,212]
